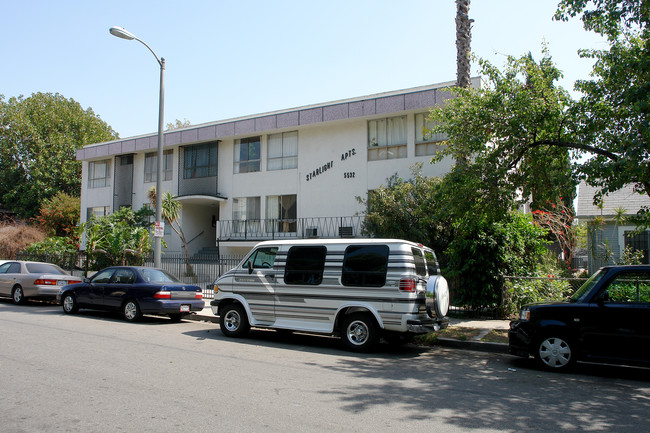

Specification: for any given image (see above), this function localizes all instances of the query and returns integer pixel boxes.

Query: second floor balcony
[217,216,365,242]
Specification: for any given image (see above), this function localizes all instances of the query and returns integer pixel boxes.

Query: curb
[435,337,509,354]
[186,312,509,354]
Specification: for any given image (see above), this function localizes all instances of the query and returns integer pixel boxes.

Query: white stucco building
[77,78,480,257]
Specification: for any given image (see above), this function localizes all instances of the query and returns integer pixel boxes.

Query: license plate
[180,305,190,312]
[57,280,67,286]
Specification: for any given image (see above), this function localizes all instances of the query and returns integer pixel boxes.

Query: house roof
[75,77,482,162]
[576,182,650,218]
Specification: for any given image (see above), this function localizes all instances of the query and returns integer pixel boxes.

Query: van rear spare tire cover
[426,276,450,318]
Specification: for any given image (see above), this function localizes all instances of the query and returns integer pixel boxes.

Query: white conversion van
[210,238,450,351]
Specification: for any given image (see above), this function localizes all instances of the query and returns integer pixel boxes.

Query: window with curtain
[234,136,261,173]
[266,195,297,233]
[367,116,407,161]
[233,197,261,234]
[415,113,447,156]
[184,143,217,179]
[88,159,110,188]
[268,131,298,170]
[144,149,173,182]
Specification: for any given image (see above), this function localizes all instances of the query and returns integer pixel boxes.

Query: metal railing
[217,216,365,241]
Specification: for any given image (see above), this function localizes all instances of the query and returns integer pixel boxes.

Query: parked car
[509,265,650,371]
[57,266,204,322]
[0,260,82,304]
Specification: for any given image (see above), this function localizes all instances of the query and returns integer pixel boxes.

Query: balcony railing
[217,216,365,241]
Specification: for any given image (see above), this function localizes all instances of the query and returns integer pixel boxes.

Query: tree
[555,1,649,225]
[83,207,152,269]
[429,48,579,217]
[166,118,191,130]
[0,93,118,218]
[456,0,473,89]
[147,187,195,278]
[33,192,80,239]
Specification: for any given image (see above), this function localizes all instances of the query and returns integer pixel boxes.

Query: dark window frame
[341,244,389,287]
[284,246,327,285]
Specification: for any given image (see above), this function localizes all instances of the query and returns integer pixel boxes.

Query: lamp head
[109,26,136,40]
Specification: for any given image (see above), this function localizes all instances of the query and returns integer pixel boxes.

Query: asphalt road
[2,301,650,433]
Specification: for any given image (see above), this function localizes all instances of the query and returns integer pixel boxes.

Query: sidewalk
[186,304,510,353]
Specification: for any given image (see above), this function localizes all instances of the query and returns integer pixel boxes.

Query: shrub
[0,222,47,258]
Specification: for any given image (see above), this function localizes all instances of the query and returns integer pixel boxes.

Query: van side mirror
[247,260,253,274]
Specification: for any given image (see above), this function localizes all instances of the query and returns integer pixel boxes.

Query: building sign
[306,161,334,181]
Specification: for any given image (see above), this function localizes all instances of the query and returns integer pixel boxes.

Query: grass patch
[480,329,508,344]
[413,327,509,346]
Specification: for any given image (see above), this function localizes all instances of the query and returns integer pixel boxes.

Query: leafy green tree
[359,164,452,263]
[0,93,118,218]
[83,207,152,269]
[33,192,80,239]
[429,48,579,215]
[555,0,649,225]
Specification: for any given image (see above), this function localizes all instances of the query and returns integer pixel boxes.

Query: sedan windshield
[571,269,606,302]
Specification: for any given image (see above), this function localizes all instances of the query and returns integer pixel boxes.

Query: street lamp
[110,26,165,268]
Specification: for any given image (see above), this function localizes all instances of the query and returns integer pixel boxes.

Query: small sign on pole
[154,221,165,238]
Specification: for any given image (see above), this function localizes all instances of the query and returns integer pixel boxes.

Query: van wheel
[342,313,378,352]
[220,304,250,338]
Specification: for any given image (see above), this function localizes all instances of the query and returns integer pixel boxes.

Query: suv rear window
[412,247,427,277]
[284,246,327,285]
[342,245,389,287]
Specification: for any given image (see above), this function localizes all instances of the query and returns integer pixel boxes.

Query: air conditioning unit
[306,227,318,238]
[338,226,353,237]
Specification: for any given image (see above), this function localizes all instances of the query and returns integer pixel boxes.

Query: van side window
[412,248,427,277]
[284,246,327,285]
[247,247,278,269]
[342,245,389,287]
[424,250,439,276]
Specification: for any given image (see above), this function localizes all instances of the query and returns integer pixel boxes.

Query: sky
[2,0,608,139]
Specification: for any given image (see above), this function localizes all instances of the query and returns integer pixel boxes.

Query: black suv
[509,265,650,371]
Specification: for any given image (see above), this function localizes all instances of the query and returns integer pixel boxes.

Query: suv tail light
[399,278,416,292]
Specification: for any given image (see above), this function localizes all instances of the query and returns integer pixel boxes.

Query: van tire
[220,304,250,338]
[342,313,378,352]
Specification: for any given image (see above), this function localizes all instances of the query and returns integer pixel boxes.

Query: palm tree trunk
[456,0,472,89]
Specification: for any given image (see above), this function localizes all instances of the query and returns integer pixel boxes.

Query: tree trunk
[456,0,472,89]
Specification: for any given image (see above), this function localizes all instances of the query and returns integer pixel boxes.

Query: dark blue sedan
[57,266,205,322]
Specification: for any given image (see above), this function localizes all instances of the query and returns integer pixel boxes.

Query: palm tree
[147,187,195,279]
[455,0,472,89]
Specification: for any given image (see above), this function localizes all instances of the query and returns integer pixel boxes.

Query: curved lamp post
[109,26,165,268]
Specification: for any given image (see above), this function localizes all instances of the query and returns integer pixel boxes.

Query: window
[87,206,110,221]
[284,246,327,285]
[144,149,173,182]
[424,249,439,276]
[367,116,407,161]
[412,247,427,277]
[624,230,650,264]
[184,143,217,179]
[113,268,136,284]
[415,113,446,156]
[233,197,261,234]
[266,195,297,233]
[268,131,298,170]
[342,245,389,287]
[234,136,261,173]
[246,247,278,269]
[605,272,650,303]
[91,269,114,284]
[88,159,110,188]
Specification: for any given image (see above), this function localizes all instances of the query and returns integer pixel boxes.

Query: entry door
[233,247,278,325]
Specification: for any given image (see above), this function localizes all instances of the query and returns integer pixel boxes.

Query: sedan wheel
[536,336,575,370]
[62,293,78,314]
[123,300,142,322]
[12,286,25,305]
